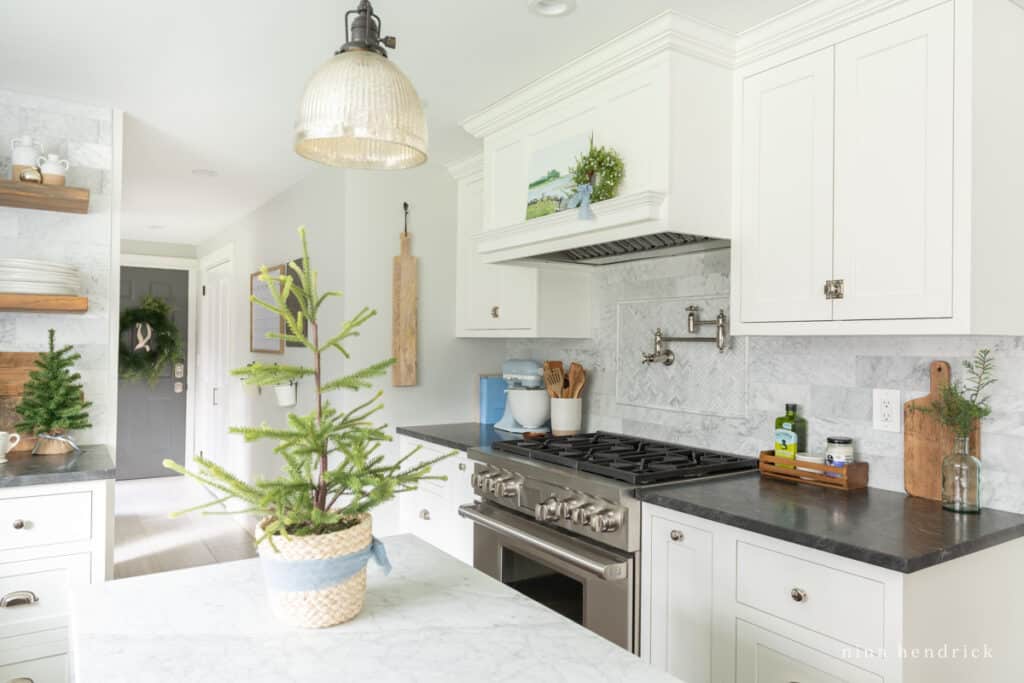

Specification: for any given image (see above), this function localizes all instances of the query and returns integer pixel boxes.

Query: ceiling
[0,0,810,244]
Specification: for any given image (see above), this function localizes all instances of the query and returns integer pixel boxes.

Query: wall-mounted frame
[250,266,285,354]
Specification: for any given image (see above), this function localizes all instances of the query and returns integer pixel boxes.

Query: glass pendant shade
[294,49,428,170]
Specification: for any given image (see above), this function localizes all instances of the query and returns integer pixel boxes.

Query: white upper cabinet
[739,48,835,323]
[833,4,954,321]
[448,156,591,338]
[732,0,1024,335]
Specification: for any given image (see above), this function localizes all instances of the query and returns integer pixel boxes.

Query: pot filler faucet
[641,306,728,365]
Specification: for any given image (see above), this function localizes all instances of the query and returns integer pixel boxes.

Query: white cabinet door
[458,173,536,332]
[833,3,954,321]
[736,620,882,683]
[643,511,714,683]
[739,48,835,323]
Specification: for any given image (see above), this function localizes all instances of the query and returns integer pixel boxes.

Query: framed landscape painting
[525,132,589,220]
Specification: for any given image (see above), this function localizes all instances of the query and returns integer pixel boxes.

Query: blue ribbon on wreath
[567,182,594,220]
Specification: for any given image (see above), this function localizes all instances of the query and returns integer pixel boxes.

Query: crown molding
[445,155,483,182]
[734,0,921,65]
[461,11,735,139]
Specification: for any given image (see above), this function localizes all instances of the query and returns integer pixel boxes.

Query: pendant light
[294,0,428,169]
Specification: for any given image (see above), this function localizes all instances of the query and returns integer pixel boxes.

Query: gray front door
[116,266,188,480]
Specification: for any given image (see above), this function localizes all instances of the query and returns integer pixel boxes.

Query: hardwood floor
[114,475,257,579]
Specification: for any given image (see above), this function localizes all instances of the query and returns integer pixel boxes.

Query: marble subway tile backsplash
[508,250,1024,514]
[0,89,116,447]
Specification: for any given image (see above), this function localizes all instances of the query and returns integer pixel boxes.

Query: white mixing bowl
[507,388,550,429]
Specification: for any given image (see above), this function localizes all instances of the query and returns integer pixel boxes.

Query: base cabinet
[397,436,474,565]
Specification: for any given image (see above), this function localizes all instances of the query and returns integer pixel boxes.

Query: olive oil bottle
[774,403,807,466]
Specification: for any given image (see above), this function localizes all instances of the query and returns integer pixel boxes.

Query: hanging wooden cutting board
[392,230,418,387]
[0,352,40,453]
[903,360,981,500]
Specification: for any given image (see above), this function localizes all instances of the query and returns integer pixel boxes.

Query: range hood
[525,231,728,266]
[462,12,734,268]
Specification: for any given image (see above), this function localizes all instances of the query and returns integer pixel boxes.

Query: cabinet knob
[11,519,25,530]
[790,587,808,603]
[419,509,430,521]
[669,529,684,542]
[458,463,466,471]
[490,305,500,319]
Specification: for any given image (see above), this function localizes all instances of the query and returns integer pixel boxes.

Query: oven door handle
[458,503,629,581]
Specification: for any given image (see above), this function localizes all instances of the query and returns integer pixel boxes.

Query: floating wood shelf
[0,293,89,313]
[0,179,90,214]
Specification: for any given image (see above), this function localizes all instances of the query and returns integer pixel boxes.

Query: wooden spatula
[543,362,564,399]
[567,363,586,399]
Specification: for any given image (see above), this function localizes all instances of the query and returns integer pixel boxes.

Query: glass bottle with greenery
[915,350,995,513]
[164,227,449,544]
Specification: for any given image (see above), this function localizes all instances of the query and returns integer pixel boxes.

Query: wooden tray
[758,451,868,491]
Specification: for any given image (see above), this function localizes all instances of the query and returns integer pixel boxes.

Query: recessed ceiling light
[528,0,576,17]
[191,168,218,177]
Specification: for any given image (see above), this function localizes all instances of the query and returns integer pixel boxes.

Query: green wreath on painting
[569,136,625,203]
[118,296,184,386]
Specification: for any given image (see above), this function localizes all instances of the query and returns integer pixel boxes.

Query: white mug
[0,432,21,462]
[38,153,70,176]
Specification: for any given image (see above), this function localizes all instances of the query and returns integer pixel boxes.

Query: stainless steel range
[459,432,756,654]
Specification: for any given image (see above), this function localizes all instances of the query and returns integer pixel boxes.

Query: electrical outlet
[873,388,901,432]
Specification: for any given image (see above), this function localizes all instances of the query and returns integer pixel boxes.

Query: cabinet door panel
[740,48,835,323]
[645,513,713,683]
[736,620,882,683]
[833,3,954,320]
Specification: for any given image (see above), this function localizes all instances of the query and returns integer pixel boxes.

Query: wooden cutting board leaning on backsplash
[0,352,40,453]
[903,360,981,501]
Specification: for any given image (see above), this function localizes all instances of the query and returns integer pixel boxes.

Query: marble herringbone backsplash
[508,249,1024,514]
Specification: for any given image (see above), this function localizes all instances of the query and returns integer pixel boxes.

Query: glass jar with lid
[825,436,854,476]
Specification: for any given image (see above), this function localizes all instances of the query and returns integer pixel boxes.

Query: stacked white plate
[0,258,81,295]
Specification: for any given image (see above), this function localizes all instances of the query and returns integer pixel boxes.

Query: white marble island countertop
[71,534,672,682]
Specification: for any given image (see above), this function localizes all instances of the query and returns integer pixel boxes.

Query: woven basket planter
[32,434,77,455]
[257,514,373,628]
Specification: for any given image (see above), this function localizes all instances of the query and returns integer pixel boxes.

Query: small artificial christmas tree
[16,329,92,454]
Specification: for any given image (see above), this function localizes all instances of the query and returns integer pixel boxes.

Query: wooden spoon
[567,363,586,399]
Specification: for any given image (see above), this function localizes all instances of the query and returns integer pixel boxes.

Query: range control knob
[571,504,598,526]
[589,510,623,533]
[496,480,520,498]
[557,497,583,520]
[534,497,560,522]
[487,475,511,494]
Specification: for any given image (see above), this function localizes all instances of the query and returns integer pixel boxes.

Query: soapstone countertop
[0,444,114,488]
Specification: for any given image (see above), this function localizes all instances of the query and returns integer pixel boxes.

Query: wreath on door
[119,296,185,386]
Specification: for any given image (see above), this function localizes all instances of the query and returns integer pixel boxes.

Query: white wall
[198,161,504,534]
[0,89,120,449]
[121,239,197,259]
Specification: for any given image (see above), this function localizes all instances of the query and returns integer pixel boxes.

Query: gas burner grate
[492,432,757,485]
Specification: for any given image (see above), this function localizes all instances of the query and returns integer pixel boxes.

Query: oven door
[458,502,636,653]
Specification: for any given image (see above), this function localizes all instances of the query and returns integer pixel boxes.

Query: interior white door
[739,48,835,323]
[197,259,232,470]
[644,513,713,683]
[832,3,954,320]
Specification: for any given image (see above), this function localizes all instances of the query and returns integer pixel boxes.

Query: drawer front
[0,628,67,667]
[0,493,92,551]
[0,653,67,683]
[736,620,882,683]
[737,542,885,650]
[0,555,90,632]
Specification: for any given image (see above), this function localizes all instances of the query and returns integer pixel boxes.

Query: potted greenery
[15,329,92,455]
[914,349,995,513]
[165,227,449,628]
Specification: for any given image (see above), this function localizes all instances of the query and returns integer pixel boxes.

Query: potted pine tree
[165,227,448,628]
[15,329,92,455]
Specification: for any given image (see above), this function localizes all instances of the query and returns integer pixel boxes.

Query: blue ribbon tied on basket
[567,182,594,220]
[261,537,392,593]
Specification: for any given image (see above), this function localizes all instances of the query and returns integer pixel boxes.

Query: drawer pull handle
[9,678,35,683]
[669,529,684,542]
[0,590,39,608]
[790,587,808,603]
[12,519,25,530]
[419,509,431,521]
